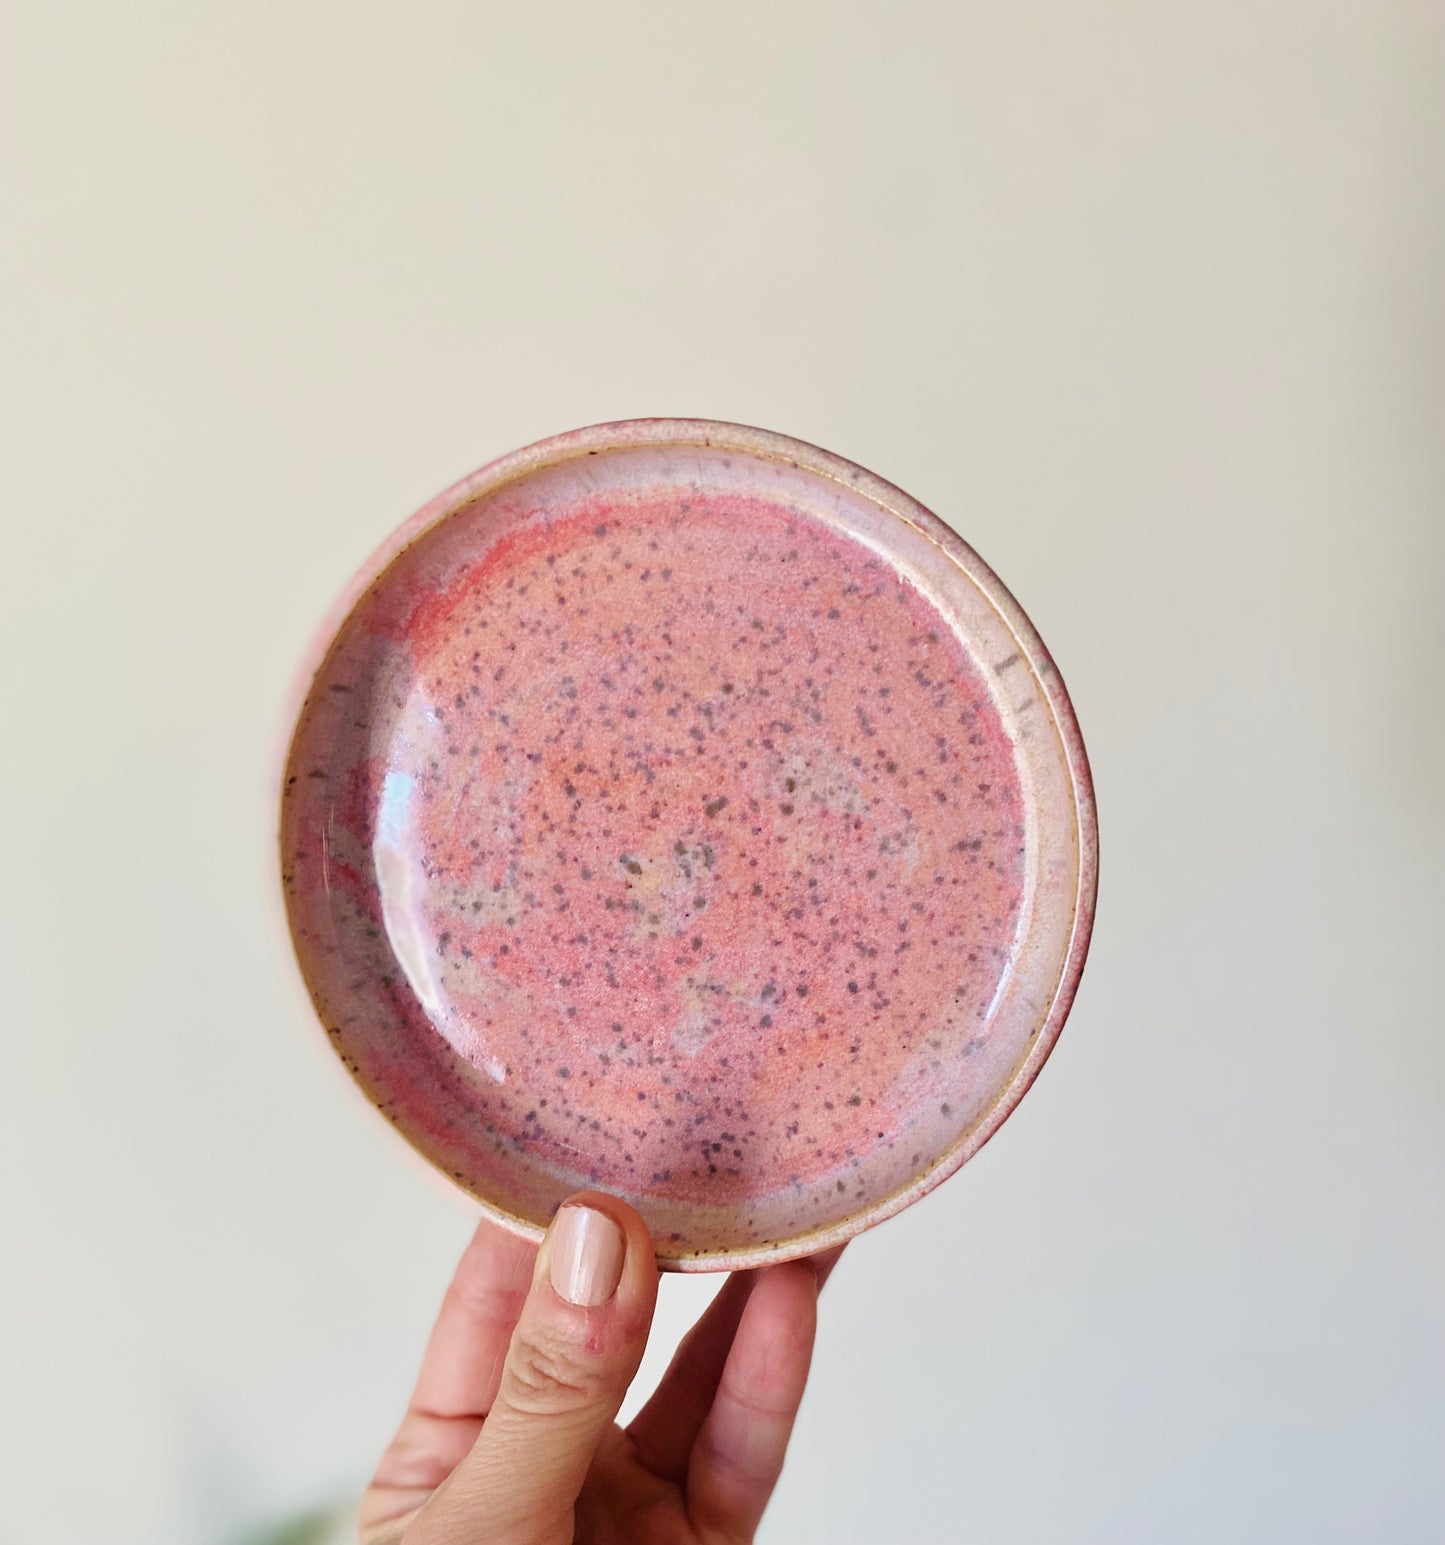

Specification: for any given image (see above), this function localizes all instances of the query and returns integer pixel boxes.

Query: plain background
[3,3,1442,1542]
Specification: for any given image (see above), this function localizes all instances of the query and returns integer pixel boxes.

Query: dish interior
[282,437,1082,1262]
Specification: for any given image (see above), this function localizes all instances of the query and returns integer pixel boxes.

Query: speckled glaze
[280,421,1096,1270]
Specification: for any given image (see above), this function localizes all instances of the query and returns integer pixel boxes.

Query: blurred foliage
[233,1509,347,1545]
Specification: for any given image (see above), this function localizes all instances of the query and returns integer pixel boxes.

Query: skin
[360,1193,842,1545]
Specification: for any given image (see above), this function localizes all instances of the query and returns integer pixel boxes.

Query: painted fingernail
[550,1204,625,1306]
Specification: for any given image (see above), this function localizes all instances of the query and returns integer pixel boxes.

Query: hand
[360,1191,840,1545]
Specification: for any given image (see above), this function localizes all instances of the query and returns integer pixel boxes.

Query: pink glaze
[281,423,1095,1266]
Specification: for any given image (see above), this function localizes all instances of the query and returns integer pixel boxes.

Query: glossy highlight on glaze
[281,422,1096,1268]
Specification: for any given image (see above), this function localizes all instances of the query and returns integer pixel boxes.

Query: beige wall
[2,3,1441,1541]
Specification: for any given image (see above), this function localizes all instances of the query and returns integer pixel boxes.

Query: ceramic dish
[280,420,1096,1269]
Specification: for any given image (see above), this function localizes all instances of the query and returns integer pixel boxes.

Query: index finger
[360,1216,536,1543]
[409,1219,537,1419]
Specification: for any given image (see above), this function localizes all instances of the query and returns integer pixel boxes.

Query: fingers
[410,1222,539,1419]
[629,1244,844,1483]
[360,1218,537,1543]
[685,1260,820,1543]
[406,1191,659,1545]
[628,1272,759,1481]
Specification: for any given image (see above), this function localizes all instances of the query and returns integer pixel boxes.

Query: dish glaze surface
[281,421,1096,1268]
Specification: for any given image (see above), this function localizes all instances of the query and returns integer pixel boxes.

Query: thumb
[407,1192,659,1545]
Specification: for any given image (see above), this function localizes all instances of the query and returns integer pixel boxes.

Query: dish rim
[278,418,1098,1270]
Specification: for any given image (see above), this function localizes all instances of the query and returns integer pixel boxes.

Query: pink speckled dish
[280,420,1096,1270]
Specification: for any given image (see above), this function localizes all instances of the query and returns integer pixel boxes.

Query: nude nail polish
[550,1204,625,1306]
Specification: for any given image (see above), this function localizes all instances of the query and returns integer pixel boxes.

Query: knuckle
[503,1327,611,1416]
[446,1270,528,1329]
